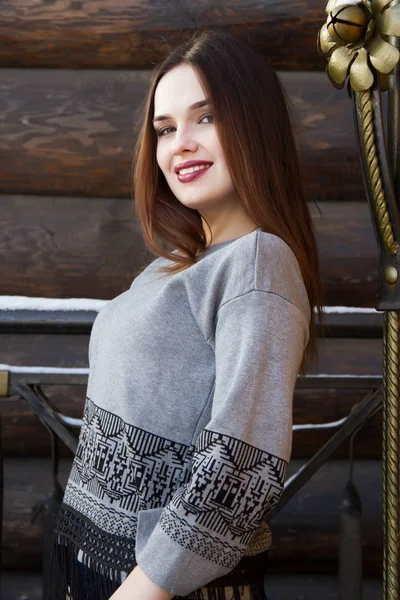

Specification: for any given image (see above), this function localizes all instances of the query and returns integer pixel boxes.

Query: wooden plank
[1,572,42,600]
[0,70,361,202]
[2,457,73,570]
[269,459,382,577]
[292,388,383,460]
[0,196,379,305]
[2,457,382,574]
[265,575,382,600]
[0,195,149,299]
[310,201,379,307]
[0,333,89,368]
[0,1,327,71]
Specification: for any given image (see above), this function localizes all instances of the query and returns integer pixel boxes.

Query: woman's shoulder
[256,230,297,263]
[255,231,311,323]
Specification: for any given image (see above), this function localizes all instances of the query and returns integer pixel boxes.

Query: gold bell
[327,4,369,45]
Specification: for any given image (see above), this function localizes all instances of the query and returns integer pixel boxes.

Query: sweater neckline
[199,227,262,258]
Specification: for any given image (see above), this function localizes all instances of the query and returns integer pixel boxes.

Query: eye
[202,114,213,124]
[156,125,174,137]
[156,113,213,137]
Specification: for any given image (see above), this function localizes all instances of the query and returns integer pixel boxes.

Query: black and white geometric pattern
[60,397,286,570]
[67,397,194,513]
[158,429,286,567]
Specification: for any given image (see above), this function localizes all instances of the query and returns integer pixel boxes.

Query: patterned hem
[46,506,269,600]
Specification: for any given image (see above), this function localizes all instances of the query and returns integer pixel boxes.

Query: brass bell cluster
[318,0,400,91]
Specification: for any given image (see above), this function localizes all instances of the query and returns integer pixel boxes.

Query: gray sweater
[49,228,310,598]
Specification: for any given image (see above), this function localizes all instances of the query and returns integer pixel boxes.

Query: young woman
[48,28,324,600]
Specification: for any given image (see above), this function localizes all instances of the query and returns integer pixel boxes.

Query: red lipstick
[177,164,212,183]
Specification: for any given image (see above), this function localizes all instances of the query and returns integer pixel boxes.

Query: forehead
[153,64,207,114]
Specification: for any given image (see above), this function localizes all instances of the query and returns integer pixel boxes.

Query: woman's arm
[109,565,175,600]
[132,288,309,597]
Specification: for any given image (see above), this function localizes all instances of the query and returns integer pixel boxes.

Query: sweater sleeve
[134,289,310,596]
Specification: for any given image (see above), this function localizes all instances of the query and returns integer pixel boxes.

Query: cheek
[156,147,175,187]
[156,145,161,167]
[210,133,228,166]
[156,146,168,176]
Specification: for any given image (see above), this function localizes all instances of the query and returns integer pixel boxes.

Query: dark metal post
[339,480,363,600]
[339,433,363,600]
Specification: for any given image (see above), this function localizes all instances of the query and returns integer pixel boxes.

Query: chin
[175,194,209,208]
[180,190,219,203]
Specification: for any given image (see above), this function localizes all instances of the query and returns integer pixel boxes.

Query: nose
[171,129,198,156]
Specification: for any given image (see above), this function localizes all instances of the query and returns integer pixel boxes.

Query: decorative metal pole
[317,1,400,598]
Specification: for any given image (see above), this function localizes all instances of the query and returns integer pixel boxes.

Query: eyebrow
[152,99,211,124]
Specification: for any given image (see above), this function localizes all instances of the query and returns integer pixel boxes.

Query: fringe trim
[46,531,268,600]
[45,532,122,600]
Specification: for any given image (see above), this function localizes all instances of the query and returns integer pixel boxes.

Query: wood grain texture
[0,1,327,71]
[269,460,382,576]
[0,196,379,305]
[0,70,362,201]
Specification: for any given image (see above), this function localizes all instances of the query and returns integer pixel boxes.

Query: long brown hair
[132,28,326,375]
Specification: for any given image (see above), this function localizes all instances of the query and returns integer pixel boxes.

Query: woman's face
[153,64,240,217]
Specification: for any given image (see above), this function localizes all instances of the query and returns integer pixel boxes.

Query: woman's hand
[108,565,175,600]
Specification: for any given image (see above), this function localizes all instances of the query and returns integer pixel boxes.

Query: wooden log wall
[0,70,363,202]
[0,1,327,71]
[0,1,384,577]
[0,197,379,305]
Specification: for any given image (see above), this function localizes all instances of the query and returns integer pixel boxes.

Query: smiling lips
[176,164,212,183]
